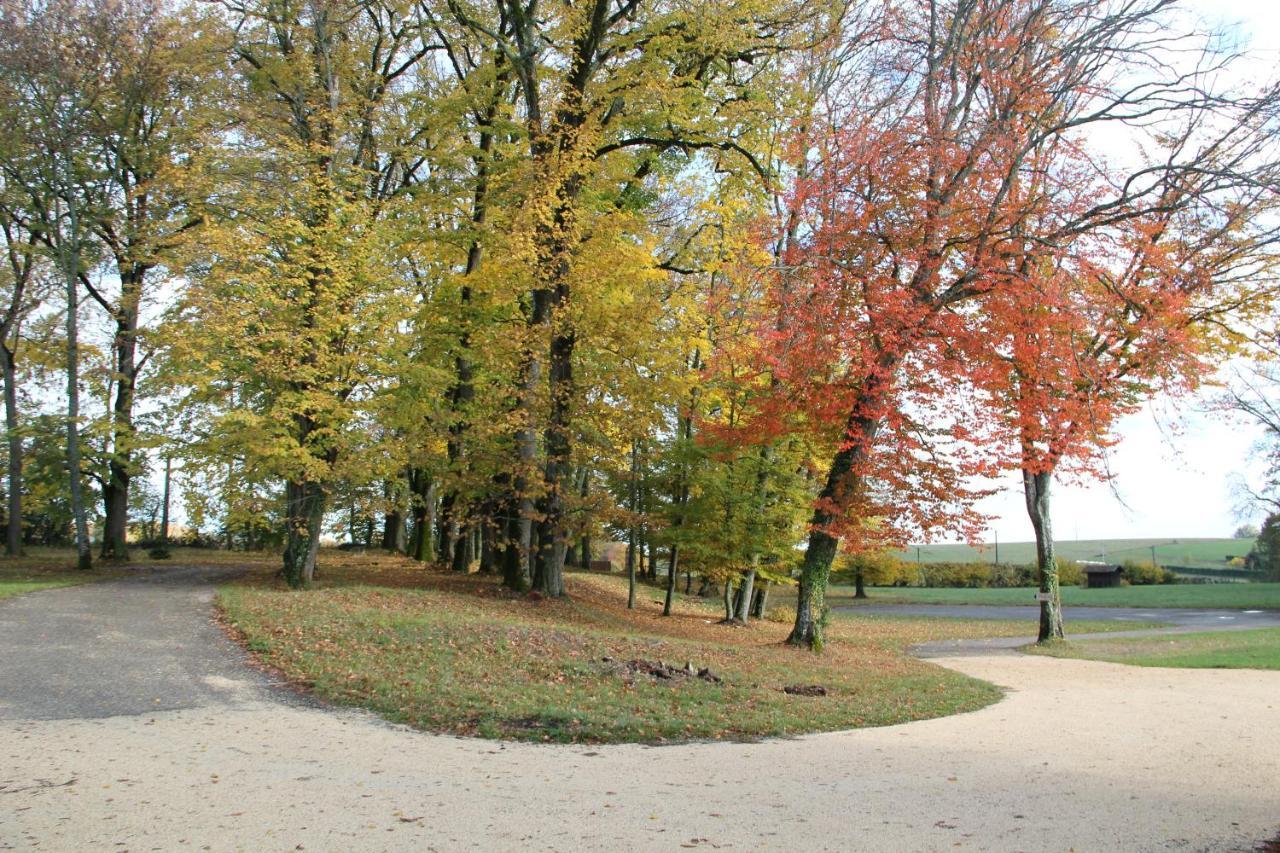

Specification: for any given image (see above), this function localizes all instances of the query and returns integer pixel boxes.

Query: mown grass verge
[1025,627,1280,670]
[820,583,1280,610]
[216,553,1099,744]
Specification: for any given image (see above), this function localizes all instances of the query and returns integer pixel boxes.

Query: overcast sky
[963,0,1280,545]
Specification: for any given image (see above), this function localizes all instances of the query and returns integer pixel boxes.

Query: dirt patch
[783,684,828,697]
[608,657,723,684]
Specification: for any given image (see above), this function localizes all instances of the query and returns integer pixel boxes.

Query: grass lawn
[216,553,1109,744]
[827,583,1280,610]
[0,546,274,602]
[892,537,1254,570]
[1025,628,1280,670]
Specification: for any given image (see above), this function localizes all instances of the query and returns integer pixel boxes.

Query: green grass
[1026,628,1280,670]
[893,537,1255,570]
[839,610,1169,634]
[0,577,80,600]
[216,556,1082,744]
[830,583,1280,610]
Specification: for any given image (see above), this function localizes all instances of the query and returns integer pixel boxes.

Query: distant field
[893,537,1255,570]
[844,583,1280,610]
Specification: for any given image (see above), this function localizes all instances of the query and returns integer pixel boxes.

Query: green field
[1027,628,1280,670]
[893,537,1255,570]
[842,582,1280,610]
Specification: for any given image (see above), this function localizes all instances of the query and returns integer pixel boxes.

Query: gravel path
[2,567,1278,852]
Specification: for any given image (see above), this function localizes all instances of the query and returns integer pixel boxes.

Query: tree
[1247,514,1280,580]
[173,0,437,587]
[1234,523,1259,540]
[770,0,1280,650]
[0,202,48,556]
[444,0,822,597]
[0,0,115,571]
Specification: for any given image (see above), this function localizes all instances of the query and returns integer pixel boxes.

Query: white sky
[961,0,1280,545]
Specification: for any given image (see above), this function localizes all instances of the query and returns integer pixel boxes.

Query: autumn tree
[0,0,115,570]
[769,0,1277,649]
[173,0,439,586]
[441,0,824,597]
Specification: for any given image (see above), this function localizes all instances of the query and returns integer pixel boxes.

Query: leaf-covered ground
[219,553,1150,744]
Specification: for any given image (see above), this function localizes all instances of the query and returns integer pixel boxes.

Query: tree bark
[788,377,889,650]
[159,455,172,545]
[100,267,142,561]
[283,479,325,588]
[734,562,757,624]
[663,543,679,616]
[408,468,434,562]
[751,583,769,619]
[59,204,91,572]
[626,440,638,609]
[1,345,22,556]
[854,570,867,599]
[1024,468,1064,642]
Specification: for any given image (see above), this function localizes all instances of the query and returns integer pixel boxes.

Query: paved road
[1,568,1278,852]
[0,564,291,720]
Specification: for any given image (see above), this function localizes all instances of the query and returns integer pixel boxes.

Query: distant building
[1082,562,1124,588]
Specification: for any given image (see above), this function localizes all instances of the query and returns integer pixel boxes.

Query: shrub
[988,563,1037,587]
[148,546,172,560]
[1055,557,1083,587]
[766,605,797,625]
[915,561,993,588]
[1121,559,1178,585]
[833,551,913,587]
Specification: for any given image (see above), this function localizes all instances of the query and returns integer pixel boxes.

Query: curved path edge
[1,566,1277,852]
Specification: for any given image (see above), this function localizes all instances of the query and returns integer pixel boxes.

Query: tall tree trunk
[159,455,171,545]
[854,570,867,599]
[59,209,91,572]
[1,345,22,556]
[789,377,889,650]
[100,267,141,561]
[789,419,880,650]
[1024,467,1064,642]
[626,440,638,609]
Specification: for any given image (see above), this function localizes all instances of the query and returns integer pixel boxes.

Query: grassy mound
[217,553,1048,744]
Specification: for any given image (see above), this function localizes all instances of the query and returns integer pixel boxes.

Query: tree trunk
[722,579,735,621]
[626,526,637,610]
[159,455,172,545]
[854,570,867,599]
[663,543,679,616]
[751,583,769,619]
[478,518,496,573]
[282,479,325,588]
[625,440,638,609]
[60,212,91,572]
[1,346,22,556]
[451,521,473,572]
[408,468,434,562]
[734,563,757,624]
[100,267,143,562]
[789,405,883,650]
[1024,468,1064,642]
